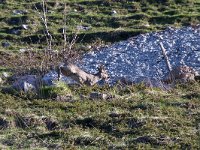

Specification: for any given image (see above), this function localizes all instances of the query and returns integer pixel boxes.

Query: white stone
[22,24,28,30]
[12,75,39,93]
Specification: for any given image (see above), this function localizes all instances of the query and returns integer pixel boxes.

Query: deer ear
[98,64,105,71]
[56,66,61,81]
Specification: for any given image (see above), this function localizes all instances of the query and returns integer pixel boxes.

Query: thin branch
[159,42,172,72]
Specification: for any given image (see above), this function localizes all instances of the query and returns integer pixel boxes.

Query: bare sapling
[58,63,109,86]
[62,3,67,54]
[41,0,53,51]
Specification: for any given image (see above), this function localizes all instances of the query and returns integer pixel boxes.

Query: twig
[159,42,172,72]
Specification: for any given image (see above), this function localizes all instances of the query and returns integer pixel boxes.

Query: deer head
[96,65,109,80]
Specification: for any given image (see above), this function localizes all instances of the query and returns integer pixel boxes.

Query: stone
[89,92,112,100]
[111,10,117,15]
[19,48,26,53]
[2,72,9,78]
[42,117,59,130]
[0,0,6,4]
[0,77,3,84]
[42,71,77,86]
[0,117,8,129]
[76,25,91,31]
[12,75,39,93]
[1,42,10,48]
[12,10,28,15]
[10,29,21,35]
[22,24,29,30]
[56,95,74,102]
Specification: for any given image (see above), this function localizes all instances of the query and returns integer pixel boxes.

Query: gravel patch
[77,26,200,84]
[43,26,200,85]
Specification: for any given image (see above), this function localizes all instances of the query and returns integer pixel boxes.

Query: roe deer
[159,42,199,83]
[58,63,109,86]
[163,66,199,83]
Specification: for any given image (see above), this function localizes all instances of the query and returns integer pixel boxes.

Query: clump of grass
[39,81,71,99]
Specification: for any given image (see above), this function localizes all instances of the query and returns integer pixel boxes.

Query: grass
[0,0,200,149]
[0,0,200,51]
[0,82,200,149]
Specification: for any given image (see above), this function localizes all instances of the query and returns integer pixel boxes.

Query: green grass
[0,0,200,51]
[0,0,200,149]
[0,82,200,149]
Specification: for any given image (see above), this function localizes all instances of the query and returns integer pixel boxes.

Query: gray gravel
[43,26,200,86]
[77,26,200,84]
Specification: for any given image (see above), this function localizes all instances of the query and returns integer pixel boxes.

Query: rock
[1,42,10,48]
[19,48,26,53]
[0,77,3,84]
[0,117,8,129]
[89,92,113,100]
[10,28,21,35]
[2,72,10,78]
[111,10,117,15]
[76,25,91,31]
[0,0,6,4]
[56,95,74,102]
[12,10,28,15]
[22,24,29,30]
[42,117,59,130]
[12,75,40,93]
[42,71,77,86]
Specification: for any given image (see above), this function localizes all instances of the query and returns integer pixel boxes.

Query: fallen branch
[159,42,172,72]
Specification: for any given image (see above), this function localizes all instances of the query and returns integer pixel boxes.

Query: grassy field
[0,0,200,51]
[0,0,200,149]
[0,83,200,149]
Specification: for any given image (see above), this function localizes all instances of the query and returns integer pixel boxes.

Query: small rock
[42,117,59,130]
[1,42,10,48]
[77,25,91,31]
[2,72,10,78]
[0,77,3,84]
[10,29,21,35]
[56,95,74,102]
[22,24,29,30]
[19,48,26,53]
[111,10,117,15]
[12,10,28,15]
[12,75,39,93]
[141,23,150,28]
[0,0,6,4]
[42,71,77,86]
[90,92,109,100]
[0,117,8,129]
